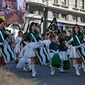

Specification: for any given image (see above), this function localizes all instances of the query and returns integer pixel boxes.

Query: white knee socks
[75,64,80,76]
[51,66,55,76]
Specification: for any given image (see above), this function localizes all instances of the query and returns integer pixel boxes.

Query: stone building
[26,0,85,33]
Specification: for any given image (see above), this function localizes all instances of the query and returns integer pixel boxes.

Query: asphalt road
[5,61,85,85]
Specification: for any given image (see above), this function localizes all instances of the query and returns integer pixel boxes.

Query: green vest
[64,36,70,41]
[0,29,7,42]
[24,31,40,42]
[71,33,83,46]
[58,43,67,51]
[49,42,59,51]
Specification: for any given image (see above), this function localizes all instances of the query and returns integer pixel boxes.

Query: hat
[0,18,4,24]
[30,22,36,27]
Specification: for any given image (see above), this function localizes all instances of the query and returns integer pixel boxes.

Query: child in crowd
[14,31,23,63]
[58,38,68,72]
[49,36,61,75]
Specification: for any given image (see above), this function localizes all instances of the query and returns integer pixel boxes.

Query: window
[73,0,77,8]
[80,0,84,9]
[36,9,41,15]
[62,0,66,6]
[72,15,77,21]
[80,17,85,23]
[57,12,59,19]
[30,7,34,14]
[53,12,56,17]
[54,0,58,3]
[61,14,66,20]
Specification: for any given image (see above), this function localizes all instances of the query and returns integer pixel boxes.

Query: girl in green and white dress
[49,36,61,76]
[58,37,68,72]
[68,24,84,76]
[24,22,41,77]
[14,31,23,63]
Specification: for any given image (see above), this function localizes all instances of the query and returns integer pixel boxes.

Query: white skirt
[49,53,54,59]
[69,46,80,58]
[16,57,31,68]
[59,51,68,60]
[24,42,37,58]
[14,44,20,53]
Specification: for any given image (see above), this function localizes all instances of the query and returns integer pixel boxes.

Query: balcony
[25,0,45,7]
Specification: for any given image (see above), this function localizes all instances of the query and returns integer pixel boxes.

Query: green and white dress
[58,43,68,60]
[24,30,40,58]
[49,42,61,67]
[69,33,83,58]
[0,29,16,62]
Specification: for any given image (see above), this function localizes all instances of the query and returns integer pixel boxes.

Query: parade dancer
[79,26,85,72]
[61,30,70,57]
[39,34,51,65]
[68,24,84,76]
[14,31,23,63]
[58,37,69,72]
[49,36,61,76]
[24,22,41,77]
[0,18,7,70]
[16,45,31,72]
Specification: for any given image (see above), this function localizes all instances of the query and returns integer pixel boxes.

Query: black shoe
[29,70,32,73]
[15,61,18,63]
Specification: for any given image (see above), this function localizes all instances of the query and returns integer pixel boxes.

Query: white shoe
[31,65,36,77]
[60,67,64,72]
[76,71,81,76]
[60,63,64,72]
[51,66,55,76]
[32,73,36,77]
[60,68,64,72]
[51,71,54,76]
[79,66,82,69]
[83,69,85,72]
[23,68,28,71]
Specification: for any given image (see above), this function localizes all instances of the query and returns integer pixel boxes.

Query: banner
[0,9,24,25]
[0,15,6,26]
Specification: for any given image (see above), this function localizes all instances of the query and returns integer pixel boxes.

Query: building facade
[0,0,17,10]
[26,0,85,33]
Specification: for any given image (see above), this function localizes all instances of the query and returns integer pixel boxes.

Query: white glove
[68,45,72,48]
[0,42,3,46]
[52,50,59,54]
[52,50,55,53]
[70,37,74,42]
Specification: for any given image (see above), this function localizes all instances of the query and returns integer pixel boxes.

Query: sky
[17,0,24,7]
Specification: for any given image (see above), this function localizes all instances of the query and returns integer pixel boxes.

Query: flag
[47,17,58,31]
[24,21,29,33]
